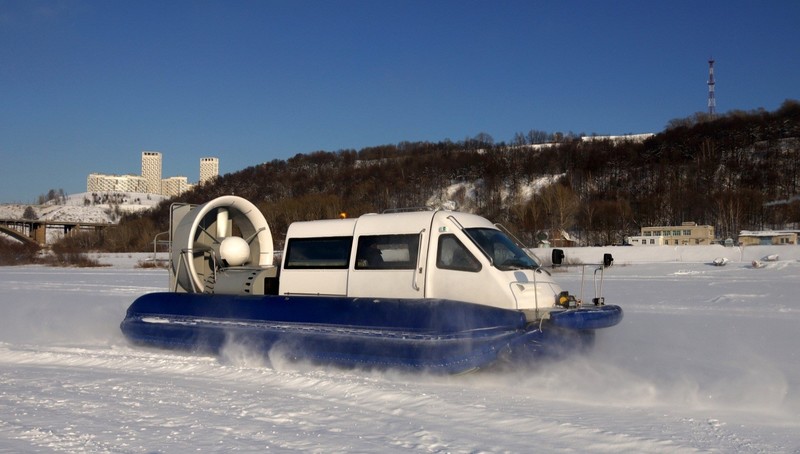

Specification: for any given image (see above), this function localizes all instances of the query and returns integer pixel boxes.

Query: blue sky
[1,0,798,203]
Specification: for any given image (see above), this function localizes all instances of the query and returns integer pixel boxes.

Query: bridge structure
[0,218,112,246]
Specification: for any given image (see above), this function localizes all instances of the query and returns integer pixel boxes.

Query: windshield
[463,228,539,270]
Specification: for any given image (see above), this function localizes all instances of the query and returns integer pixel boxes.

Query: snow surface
[1,246,799,453]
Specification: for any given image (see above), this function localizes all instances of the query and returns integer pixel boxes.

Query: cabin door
[346,229,430,299]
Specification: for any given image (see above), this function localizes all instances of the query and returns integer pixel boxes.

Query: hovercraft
[121,196,622,373]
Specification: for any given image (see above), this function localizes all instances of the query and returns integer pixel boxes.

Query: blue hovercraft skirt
[120,292,622,374]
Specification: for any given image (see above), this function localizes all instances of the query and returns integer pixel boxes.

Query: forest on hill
[76,100,800,252]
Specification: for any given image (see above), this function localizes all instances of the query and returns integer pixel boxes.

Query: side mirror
[552,249,565,266]
[603,253,614,268]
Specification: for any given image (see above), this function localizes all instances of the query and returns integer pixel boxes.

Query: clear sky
[1,0,798,203]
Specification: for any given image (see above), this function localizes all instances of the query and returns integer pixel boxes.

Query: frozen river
[1,247,798,452]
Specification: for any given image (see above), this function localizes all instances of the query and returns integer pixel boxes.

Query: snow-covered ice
[1,246,799,453]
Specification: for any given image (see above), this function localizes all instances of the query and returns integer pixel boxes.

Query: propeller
[216,208,229,239]
[170,196,274,293]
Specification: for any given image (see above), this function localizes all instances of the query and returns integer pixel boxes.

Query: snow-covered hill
[426,175,564,212]
[0,192,165,224]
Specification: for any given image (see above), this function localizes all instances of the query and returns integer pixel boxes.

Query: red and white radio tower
[707,58,716,117]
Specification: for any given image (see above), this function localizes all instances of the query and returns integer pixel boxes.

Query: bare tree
[540,183,579,234]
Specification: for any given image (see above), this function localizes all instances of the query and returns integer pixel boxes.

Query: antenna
[707,58,716,118]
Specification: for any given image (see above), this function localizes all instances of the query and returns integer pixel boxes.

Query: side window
[355,234,418,270]
[284,236,352,269]
[437,234,481,272]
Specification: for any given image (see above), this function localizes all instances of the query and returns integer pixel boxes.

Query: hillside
[150,101,799,247]
[0,192,164,224]
[4,101,798,252]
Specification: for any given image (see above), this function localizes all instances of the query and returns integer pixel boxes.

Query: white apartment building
[141,151,163,195]
[161,176,191,198]
[87,152,218,197]
[200,157,220,184]
[87,173,148,193]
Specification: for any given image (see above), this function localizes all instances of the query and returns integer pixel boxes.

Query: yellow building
[640,222,715,246]
[737,231,798,246]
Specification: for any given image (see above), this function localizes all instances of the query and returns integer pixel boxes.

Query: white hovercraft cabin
[169,196,576,314]
[279,209,564,311]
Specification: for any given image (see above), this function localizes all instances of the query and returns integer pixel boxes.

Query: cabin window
[463,228,539,271]
[355,234,418,270]
[284,236,352,269]
[437,235,481,272]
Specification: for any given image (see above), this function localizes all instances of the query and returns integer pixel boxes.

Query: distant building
[88,151,213,198]
[628,222,714,246]
[141,151,163,195]
[625,235,665,246]
[738,230,798,246]
[161,176,192,198]
[199,157,219,184]
[87,173,147,193]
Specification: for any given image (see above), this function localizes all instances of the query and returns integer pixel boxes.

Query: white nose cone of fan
[219,236,250,267]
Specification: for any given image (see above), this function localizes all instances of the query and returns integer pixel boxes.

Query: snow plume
[619,323,792,415]
[459,331,792,417]
[0,267,160,346]
[218,335,272,369]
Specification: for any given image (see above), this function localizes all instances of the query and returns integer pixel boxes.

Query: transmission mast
[707,58,716,118]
